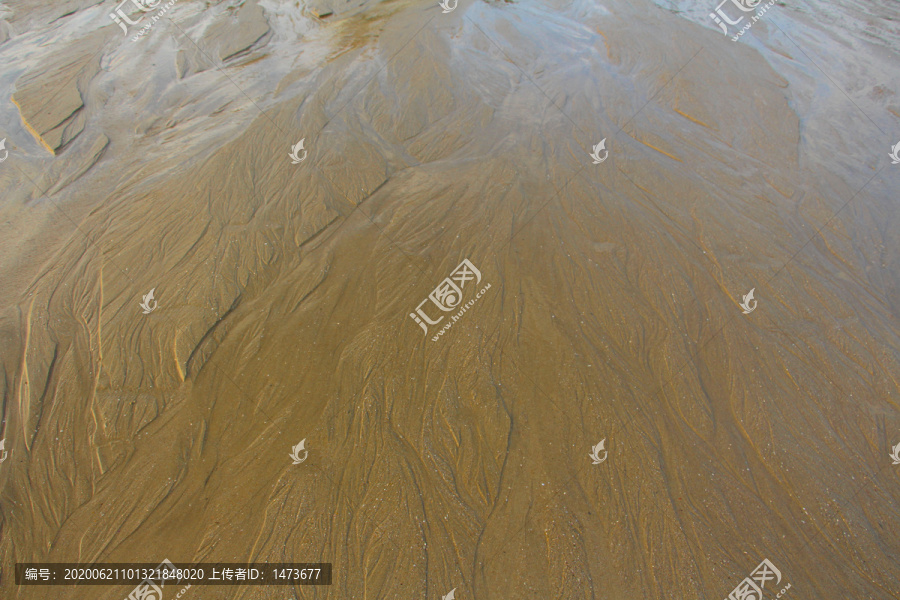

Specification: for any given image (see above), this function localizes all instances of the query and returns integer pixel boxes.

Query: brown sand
[0,0,899,598]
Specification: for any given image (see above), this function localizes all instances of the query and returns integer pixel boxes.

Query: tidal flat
[0,0,898,598]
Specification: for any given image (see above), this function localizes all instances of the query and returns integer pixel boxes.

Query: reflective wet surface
[0,0,898,598]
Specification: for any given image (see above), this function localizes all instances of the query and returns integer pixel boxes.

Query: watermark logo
[590,139,608,164]
[589,439,607,464]
[889,142,900,164]
[740,288,757,314]
[709,0,759,34]
[290,439,308,464]
[438,0,457,13]
[289,139,307,164]
[110,0,159,34]
[442,588,456,600]
[409,259,491,341]
[724,559,789,600]
[124,559,179,600]
[109,0,179,42]
[0,439,8,463]
[140,288,158,314]
[709,0,775,42]
[709,0,775,40]
[0,138,7,163]
[890,442,900,465]
[127,579,163,600]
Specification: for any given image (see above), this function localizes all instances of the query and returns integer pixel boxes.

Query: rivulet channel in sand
[0,0,898,598]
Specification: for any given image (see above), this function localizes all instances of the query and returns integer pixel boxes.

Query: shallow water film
[0,0,899,598]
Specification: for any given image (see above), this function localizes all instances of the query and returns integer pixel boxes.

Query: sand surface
[0,0,899,598]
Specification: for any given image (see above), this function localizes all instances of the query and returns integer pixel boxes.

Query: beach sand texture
[0,0,899,598]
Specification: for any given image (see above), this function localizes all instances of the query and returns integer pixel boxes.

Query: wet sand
[0,0,899,598]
